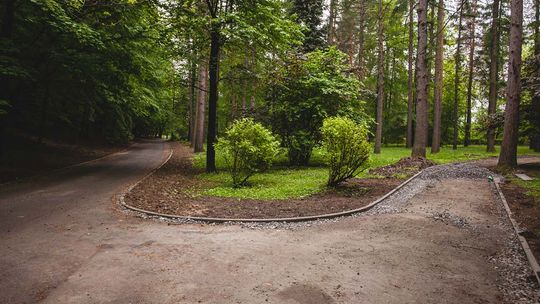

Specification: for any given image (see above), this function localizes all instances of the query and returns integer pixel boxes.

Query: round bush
[321,116,370,186]
[215,118,280,187]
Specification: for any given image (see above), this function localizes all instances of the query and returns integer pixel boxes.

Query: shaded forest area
[0,0,539,169]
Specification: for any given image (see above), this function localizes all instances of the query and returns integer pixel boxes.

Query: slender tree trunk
[452,1,464,150]
[188,57,197,143]
[431,0,444,153]
[374,0,384,154]
[357,0,366,80]
[194,64,207,153]
[206,25,220,172]
[498,0,523,167]
[412,0,428,158]
[464,0,477,147]
[231,94,237,121]
[328,0,337,44]
[530,0,540,151]
[1,0,15,39]
[406,0,415,148]
[487,0,501,152]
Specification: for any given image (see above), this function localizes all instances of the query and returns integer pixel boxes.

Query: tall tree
[452,0,464,150]
[431,0,444,153]
[412,0,428,158]
[374,0,384,154]
[464,0,477,147]
[487,0,501,152]
[406,0,414,148]
[528,0,540,151]
[194,64,207,152]
[498,0,523,167]
[328,0,338,44]
[356,0,367,80]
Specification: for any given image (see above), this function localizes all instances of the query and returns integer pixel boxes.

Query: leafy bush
[215,118,280,187]
[265,47,364,166]
[321,117,370,186]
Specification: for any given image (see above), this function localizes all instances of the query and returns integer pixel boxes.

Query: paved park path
[1,140,538,304]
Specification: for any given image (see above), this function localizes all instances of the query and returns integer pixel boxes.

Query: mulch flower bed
[124,142,404,219]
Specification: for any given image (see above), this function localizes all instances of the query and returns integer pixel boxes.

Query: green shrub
[321,116,370,186]
[215,118,280,187]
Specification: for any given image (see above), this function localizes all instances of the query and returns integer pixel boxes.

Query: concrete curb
[494,180,540,286]
[119,164,424,223]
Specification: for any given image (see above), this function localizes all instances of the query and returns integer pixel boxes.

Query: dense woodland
[0,0,539,169]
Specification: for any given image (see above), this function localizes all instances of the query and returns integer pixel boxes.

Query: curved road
[0,141,536,303]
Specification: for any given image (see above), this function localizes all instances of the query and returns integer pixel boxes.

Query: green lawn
[192,145,540,200]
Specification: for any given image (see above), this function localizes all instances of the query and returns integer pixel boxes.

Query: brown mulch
[369,157,436,178]
[494,162,540,261]
[125,142,403,219]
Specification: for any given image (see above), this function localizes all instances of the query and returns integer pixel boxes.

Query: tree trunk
[194,64,207,153]
[464,0,477,147]
[498,0,523,167]
[452,1,464,150]
[188,56,197,143]
[357,0,366,80]
[328,0,337,44]
[412,0,428,158]
[374,0,384,154]
[206,25,220,172]
[431,0,444,153]
[487,0,501,152]
[406,0,414,148]
[529,0,540,152]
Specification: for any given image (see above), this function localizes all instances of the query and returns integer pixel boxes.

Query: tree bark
[356,0,366,80]
[452,0,464,150]
[188,55,197,144]
[529,0,540,151]
[464,0,477,147]
[328,0,337,44]
[206,24,220,172]
[498,0,523,167]
[487,0,501,152]
[412,0,428,158]
[374,0,384,154]
[406,0,414,148]
[194,64,207,153]
[431,0,444,153]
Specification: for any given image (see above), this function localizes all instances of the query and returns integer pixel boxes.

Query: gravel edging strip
[494,180,540,286]
[120,169,424,223]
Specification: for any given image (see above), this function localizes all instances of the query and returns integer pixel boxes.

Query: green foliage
[215,118,280,187]
[321,117,370,186]
[194,145,540,200]
[1,0,177,144]
[266,47,364,166]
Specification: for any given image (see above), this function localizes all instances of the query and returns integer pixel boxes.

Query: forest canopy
[0,0,538,168]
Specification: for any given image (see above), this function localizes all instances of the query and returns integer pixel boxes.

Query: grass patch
[508,171,540,203]
[193,145,540,200]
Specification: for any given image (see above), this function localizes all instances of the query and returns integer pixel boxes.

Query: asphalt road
[0,141,537,303]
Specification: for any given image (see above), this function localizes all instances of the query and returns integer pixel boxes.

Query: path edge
[494,180,540,286]
[119,164,423,223]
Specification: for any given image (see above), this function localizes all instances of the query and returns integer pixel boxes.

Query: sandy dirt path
[0,142,537,303]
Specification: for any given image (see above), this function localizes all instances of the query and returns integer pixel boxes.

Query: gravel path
[1,144,538,303]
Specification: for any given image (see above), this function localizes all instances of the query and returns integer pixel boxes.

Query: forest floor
[0,133,124,183]
[1,140,539,303]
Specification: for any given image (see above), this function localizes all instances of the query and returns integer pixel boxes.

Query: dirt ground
[476,157,540,262]
[1,141,539,303]
[125,143,402,218]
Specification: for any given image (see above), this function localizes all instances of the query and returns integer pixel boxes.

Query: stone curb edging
[119,165,424,223]
[494,180,540,286]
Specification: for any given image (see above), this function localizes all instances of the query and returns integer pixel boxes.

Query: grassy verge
[192,145,540,200]
[508,171,540,203]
